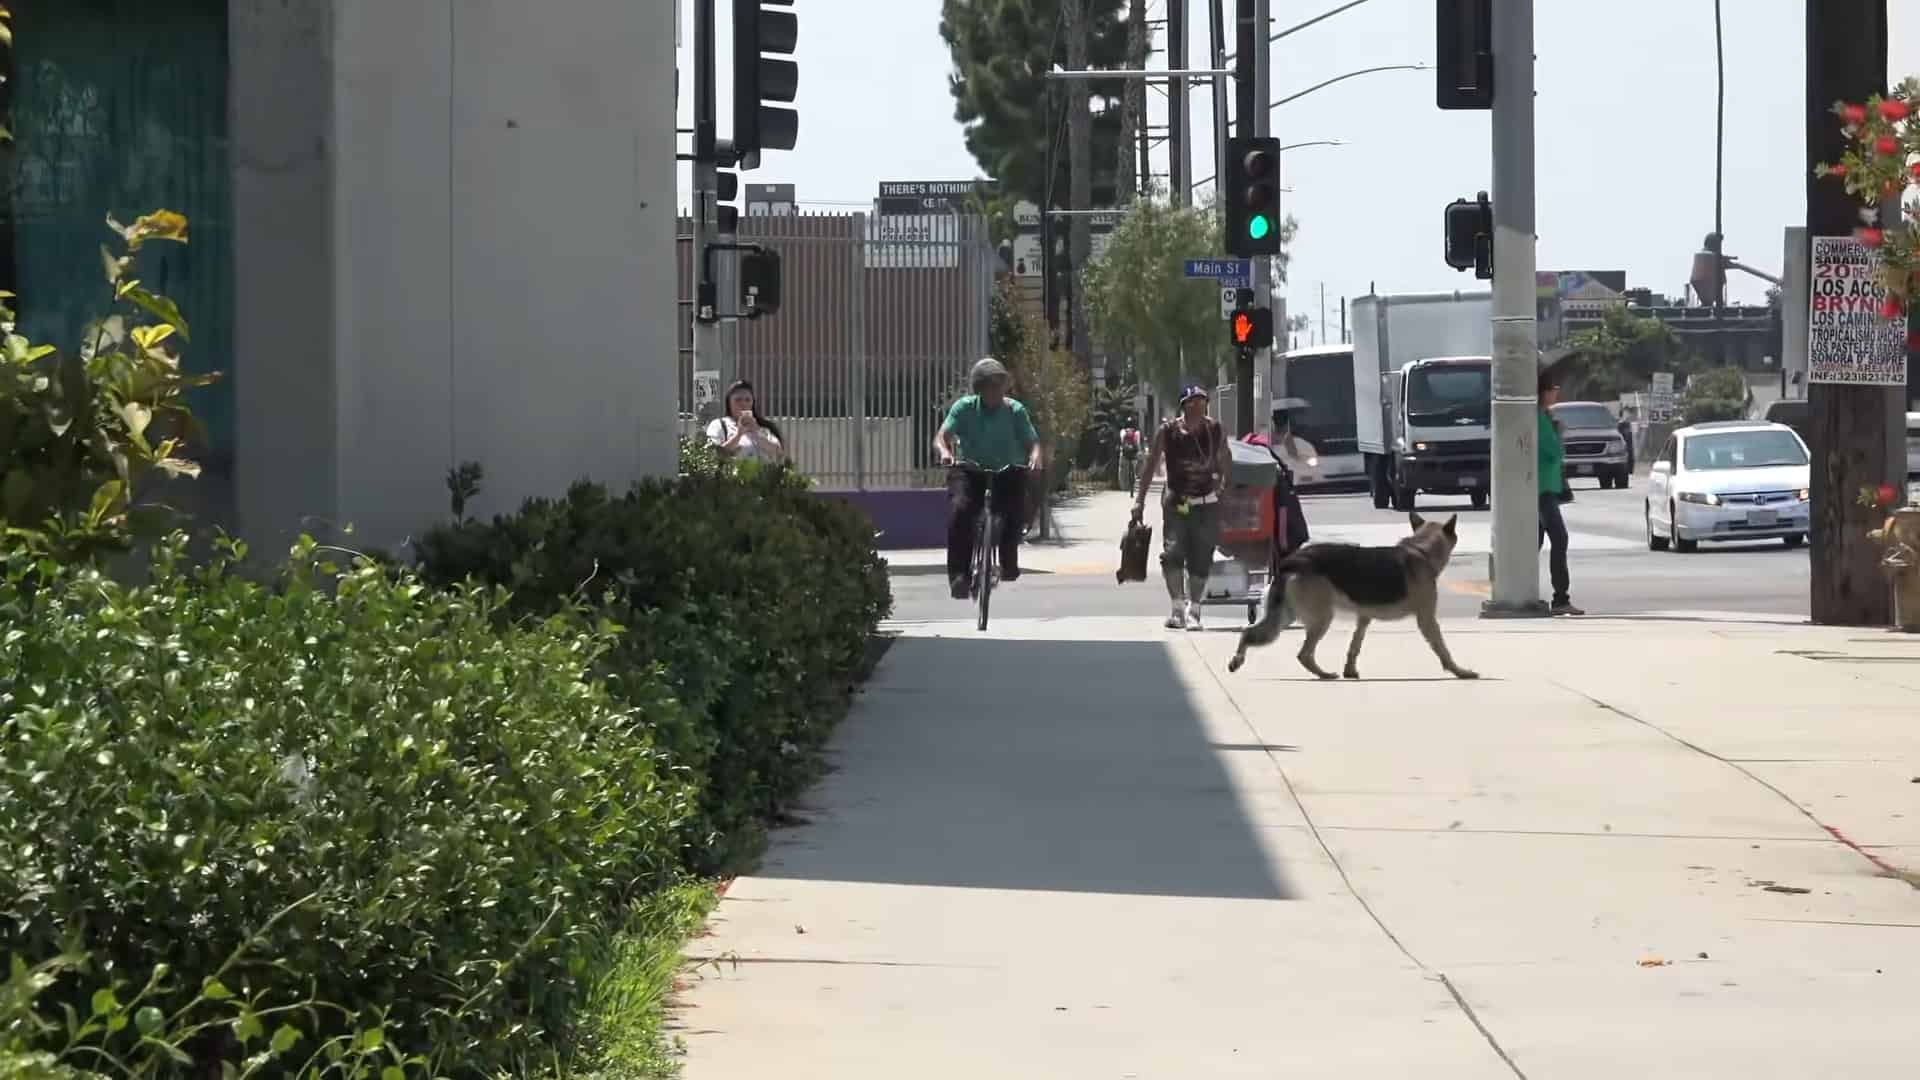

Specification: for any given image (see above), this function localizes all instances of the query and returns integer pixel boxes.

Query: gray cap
[970,357,1010,388]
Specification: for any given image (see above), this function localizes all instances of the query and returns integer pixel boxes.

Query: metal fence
[676,210,998,489]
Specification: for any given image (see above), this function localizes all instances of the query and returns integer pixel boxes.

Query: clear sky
[678,1,1920,340]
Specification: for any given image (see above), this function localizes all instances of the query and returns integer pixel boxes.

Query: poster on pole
[1648,372,1675,423]
[1807,235,1908,386]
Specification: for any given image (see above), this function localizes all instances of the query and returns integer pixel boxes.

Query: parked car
[1645,420,1810,552]
[1550,401,1631,489]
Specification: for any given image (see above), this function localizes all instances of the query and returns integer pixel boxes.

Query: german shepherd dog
[1227,513,1479,681]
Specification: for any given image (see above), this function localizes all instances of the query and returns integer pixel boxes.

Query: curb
[884,563,950,578]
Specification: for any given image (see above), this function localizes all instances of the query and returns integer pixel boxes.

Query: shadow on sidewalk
[755,636,1297,901]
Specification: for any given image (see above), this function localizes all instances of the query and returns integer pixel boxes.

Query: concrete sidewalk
[677,612,1920,1077]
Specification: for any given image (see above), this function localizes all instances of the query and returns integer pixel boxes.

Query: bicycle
[949,461,1029,632]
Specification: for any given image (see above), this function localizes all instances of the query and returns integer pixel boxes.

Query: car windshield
[1407,365,1490,425]
[1553,404,1616,430]
[1681,429,1807,471]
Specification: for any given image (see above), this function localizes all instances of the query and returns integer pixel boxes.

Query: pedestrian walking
[1538,375,1584,616]
[1133,385,1231,630]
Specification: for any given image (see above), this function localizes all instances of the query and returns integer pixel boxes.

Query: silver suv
[1550,401,1631,489]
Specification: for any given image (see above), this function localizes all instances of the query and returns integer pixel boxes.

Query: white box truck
[1351,291,1495,512]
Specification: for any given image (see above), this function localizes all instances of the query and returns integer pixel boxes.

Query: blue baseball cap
[1180,384,1210,404]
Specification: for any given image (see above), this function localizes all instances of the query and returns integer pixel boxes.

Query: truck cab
[1381,356,1492,511]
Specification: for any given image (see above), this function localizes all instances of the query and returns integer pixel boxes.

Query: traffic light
[715,166,740,233]
[1436,0,1493,109]
[1225,136,1283,258]
[1444,192,1492,279]
[740,247,783,317]
[732,0,798,169]
[1228,305,1274,350]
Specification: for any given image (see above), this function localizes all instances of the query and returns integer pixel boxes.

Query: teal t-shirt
[1538,409,1564,494]
[943,394,1038,470]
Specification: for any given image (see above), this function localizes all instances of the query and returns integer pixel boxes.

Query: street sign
[1220,287,1239,319]
[1185,257,1251,281]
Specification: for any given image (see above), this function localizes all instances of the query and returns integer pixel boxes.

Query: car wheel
[1646,502,1669,551]
[1783,533,1805,549]
[1666,499,1697,549]
[1671,502,1698,553]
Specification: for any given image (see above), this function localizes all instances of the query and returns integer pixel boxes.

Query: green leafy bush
[413,468,891,872]
[1680,365,1752,425]
[0,536,694,1074]
[0,210,216,564]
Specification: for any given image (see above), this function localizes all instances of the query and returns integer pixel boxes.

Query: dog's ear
[1409,511,1425,531]
[1442,514,1458,539]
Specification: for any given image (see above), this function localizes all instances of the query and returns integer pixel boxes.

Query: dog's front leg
[1342,616,1372,680]
[1415,609,1479,679]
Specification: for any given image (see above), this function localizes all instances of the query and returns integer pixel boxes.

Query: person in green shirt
[1537,374,1583,616]
[933,357,1043,599]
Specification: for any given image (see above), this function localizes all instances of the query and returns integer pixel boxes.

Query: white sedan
[1645,420,1811,552]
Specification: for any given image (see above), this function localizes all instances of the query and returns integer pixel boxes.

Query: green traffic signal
[1248,214,1271,240]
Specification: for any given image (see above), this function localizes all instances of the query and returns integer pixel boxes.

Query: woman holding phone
[706,379,786,464]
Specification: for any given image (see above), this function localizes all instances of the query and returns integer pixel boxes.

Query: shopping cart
[1199,439,1303,624]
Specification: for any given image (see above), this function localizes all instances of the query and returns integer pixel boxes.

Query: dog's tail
[1226,556,1304,673]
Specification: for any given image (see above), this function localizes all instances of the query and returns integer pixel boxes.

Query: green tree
[1679,365,1752,425]
[939,0,1130,212]
[1083,194,1297,400]
[1558,305,1697,400]
[986,278,1090,534]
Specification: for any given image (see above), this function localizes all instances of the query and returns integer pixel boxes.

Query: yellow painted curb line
[1444,579,1493,597]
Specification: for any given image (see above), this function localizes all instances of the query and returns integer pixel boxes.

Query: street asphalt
[889,480,1812,626]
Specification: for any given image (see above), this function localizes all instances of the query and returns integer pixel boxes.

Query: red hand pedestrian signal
[1226,305,1272,349]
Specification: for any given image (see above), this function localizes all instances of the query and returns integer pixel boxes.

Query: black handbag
[1117,518,1153,584]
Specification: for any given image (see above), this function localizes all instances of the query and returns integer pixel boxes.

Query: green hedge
[0,460,893,1075]
[412,462,893,872]
[0,537,694,1074]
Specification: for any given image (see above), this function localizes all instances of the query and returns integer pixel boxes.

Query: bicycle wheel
[976,510,997,631]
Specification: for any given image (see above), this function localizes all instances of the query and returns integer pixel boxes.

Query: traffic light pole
[1230,0,1271,435]
[691,0,722,421]
[1482,0,1544,617]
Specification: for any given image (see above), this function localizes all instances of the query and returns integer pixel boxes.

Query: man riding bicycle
[933,357,1043,600]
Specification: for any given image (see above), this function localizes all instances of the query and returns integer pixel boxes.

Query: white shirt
[706,416,782,461]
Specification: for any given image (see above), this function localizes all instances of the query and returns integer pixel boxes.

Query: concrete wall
[233,0,679,555]
[231,0,338,554]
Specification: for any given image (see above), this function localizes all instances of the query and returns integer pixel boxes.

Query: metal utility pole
[1169,0,1188,203]
[691,0,720,417]
[1065,0,1094,370]
[1482,0,1543,617]
[1209,0,1229,222]
[1807,0,1900,626]
[1121,0,1148,199]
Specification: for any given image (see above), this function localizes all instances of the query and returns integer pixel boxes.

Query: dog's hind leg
[1294,602,1337,681]
[1342,616,1372,680]
[1227,575,1293,673]
[1415,608,1479,680]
